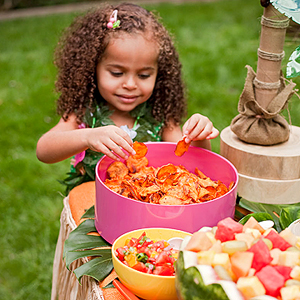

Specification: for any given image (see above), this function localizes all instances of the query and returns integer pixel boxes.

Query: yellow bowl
[112,228,192,300]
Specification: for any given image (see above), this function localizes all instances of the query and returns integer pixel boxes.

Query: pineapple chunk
[236,276,266,299]
[296,237,300,250]
[285,279,300,287]
[205,231,217,244]
[291,266,300,281]
[235,232,255,248]
[212,252,230,269]
[281,285,300,300]
[278,251,300,267]
[245,228,261,239]
[270,248,282,265]
[197,250,215,265]
[280,228,298,247]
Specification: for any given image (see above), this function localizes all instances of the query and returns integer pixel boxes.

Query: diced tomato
[115,247,126,261]
[132,262,148,273]
[137,232,146,244]
[155,251,173,266]
[152,240,165,251]
[153,264,174,276]
[137,246,152,257]
[126,237,138,247]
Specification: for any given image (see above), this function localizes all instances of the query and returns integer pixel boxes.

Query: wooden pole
[255,4,289,109]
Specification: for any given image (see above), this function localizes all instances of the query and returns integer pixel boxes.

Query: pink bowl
[95,142,238,244]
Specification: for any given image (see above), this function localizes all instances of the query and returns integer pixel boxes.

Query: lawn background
[1,0,300,299]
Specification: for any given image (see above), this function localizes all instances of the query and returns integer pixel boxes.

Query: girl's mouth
[117,95,138,103]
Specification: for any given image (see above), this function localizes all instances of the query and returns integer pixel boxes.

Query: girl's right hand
[86,125,136,161]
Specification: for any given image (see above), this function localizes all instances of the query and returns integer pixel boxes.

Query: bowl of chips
[95,142,238,244]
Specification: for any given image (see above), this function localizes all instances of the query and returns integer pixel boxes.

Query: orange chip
[156,164,177,180]
[126,156,149,173]
[174,138,190,157]
[106,161,129,179]
[132,141,148,159]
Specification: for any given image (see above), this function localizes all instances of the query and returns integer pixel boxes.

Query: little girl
[36,2,219,193]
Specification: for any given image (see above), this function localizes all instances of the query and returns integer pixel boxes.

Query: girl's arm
[36,114,135,164]
[162,114,219,151]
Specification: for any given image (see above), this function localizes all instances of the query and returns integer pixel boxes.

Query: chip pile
[104,141,234,205]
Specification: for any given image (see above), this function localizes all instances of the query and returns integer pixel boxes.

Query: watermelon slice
[264,230,292,251]
[215,217,243,242]
[248,239,272,271]
[256,265,285,297]
[273,265,292,281]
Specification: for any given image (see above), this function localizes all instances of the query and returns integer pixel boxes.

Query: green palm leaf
[63,206,113,282]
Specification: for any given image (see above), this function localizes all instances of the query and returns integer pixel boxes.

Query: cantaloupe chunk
[243,216,265,234]
[248,239,272,271]
[230,251,254,279]
[236,276,266,299]
[208,239,222,253]
[256,265,285,297]
[184,231,212,252]
[215,217,243,242]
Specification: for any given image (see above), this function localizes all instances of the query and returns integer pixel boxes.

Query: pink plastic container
[95,142,238,244]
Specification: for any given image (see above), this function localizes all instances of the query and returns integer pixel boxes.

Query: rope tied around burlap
[230,65,297,145]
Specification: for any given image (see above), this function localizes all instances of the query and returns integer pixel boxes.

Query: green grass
[0,0,300,299]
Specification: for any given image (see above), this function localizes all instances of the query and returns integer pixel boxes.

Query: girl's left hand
[182,113,219,143]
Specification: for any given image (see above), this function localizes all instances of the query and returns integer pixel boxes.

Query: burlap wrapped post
[230,65,296,145]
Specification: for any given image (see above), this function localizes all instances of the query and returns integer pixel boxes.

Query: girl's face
[96,33,158,115]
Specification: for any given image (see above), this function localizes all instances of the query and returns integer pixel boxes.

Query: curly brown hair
[54,2,187,126]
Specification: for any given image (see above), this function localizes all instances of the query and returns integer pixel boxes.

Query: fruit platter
[176,216,300,300]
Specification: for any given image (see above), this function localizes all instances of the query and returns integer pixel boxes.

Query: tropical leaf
[239,212,275,225]
[74,255,114,282]
[82,205,95,219]
[63,208,113,282]
[279,206,300,229]
[239,198,300,232]
[65,249,111,270]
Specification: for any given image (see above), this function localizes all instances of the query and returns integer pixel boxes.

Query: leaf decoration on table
[63,206,113,283]
[279,206,300,229]
[239,212,275,226]
[239,198,300,232]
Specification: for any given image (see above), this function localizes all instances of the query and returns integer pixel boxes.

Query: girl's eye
[138,74,151,79]
[110,71,123,77]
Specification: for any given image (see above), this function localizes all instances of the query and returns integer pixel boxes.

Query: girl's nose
[122,76,137,90]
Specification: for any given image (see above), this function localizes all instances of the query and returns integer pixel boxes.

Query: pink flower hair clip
[107,10,120,29]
